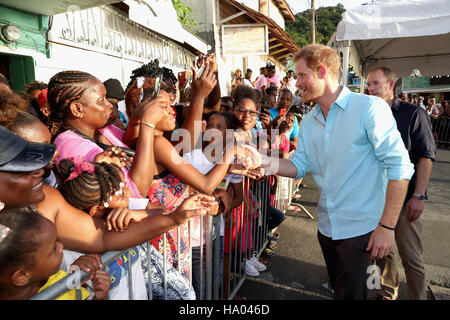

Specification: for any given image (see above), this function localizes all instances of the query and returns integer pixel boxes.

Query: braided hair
[59,158,123,215]
[47,71,96,140]
[126,59,177,92]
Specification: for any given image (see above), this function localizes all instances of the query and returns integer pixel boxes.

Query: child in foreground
[0,207,110,300]
[58,157,202,299]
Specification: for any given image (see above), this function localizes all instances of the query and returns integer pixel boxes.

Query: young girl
[139,64,245,282]
[58,157,197,300]
[271,112,295,159]
[0,207,110,300]
[183,111,246,299]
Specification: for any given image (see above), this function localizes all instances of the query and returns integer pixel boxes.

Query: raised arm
[204,54,221,113]
[37,185,216,253]
[127,94,170,196]
[155,136,236,195]
[182,63,217,150]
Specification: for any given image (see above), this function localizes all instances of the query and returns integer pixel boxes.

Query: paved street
[238,147,450,300]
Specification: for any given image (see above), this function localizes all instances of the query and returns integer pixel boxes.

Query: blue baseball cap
[0,125,56,172]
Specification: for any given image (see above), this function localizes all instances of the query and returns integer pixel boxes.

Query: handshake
[229,144,270,180]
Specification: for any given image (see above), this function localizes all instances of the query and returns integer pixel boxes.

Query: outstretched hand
[95,146,131,168]
[172,193,218,225]
[229,164,265,180]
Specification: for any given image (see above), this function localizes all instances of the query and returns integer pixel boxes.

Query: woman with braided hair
[47,70,168,198]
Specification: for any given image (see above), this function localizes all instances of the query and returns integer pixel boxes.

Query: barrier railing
[30,176,274,301]
[430,117,450,146]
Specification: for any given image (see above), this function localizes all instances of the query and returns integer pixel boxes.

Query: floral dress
[147,169,191,281]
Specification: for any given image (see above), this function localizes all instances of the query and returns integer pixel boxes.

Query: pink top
[271,134,290,154]
[254,74,283,93]
[54,125,142,198]
[266,74,283,88]
[254,75,267,93]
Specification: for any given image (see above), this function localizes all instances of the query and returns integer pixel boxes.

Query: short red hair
[293,44,340,79]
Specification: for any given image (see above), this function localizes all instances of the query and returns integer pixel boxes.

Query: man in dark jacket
[367,67,436,300]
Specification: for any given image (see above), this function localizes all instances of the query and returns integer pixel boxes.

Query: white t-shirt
[243,79,254,87]
[61,247,148,300]
[287,77,297,94]
[182,149,241,243]
[60,198,151,300]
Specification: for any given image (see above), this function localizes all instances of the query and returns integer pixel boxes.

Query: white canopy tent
[330,0,450,88]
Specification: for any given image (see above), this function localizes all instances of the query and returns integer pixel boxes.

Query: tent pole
[342,41,350,87]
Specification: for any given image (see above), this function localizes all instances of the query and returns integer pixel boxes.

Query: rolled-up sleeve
[364,97,414,180]
[289,124,310,179]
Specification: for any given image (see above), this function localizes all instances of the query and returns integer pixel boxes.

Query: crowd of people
[0,42,440,300]
[396,92,450,147]
[0,52,298,300]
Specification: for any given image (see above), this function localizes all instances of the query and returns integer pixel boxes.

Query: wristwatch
[412,194,426,200]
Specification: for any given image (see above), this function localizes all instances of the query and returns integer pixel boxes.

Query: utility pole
[311,0,316,44]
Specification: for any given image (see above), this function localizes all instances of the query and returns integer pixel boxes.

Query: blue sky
[285,0,370,14]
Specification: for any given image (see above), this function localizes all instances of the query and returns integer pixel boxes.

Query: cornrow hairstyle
[58,158,123,214]
[24,80,48,94]
[47,70,96,140]
[0,207,50,275]
[126,59,177,93]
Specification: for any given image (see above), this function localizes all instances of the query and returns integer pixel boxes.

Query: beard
[300,84,322,104]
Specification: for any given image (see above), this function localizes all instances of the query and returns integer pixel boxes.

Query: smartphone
[196,66,205,78]
[136,76,145,102]
[279,108,287,116]
[144,75,161,101]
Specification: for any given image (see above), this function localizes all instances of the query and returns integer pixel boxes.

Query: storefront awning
[224,0,298,64]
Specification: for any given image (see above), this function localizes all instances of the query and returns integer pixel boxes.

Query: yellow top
[38,269,91,300]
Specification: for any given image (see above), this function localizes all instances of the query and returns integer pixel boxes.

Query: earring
[103,202,109,208]
[0,201,4,211]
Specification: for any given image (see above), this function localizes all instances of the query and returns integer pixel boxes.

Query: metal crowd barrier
[274,176,314,220]
[430,117,450,146]
[30,176,274,301]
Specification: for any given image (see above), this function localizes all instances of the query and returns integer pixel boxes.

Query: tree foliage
[286,3,346,48]
[171,0,197,31]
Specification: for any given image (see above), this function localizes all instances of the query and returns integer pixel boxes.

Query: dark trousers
[317,231,373,300]
[267,205,285,230]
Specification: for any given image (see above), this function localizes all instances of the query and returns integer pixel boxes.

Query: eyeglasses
[236,108,259,118]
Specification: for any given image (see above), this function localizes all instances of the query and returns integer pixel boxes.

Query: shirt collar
[312,86,351,116]
[333,86,352,110]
